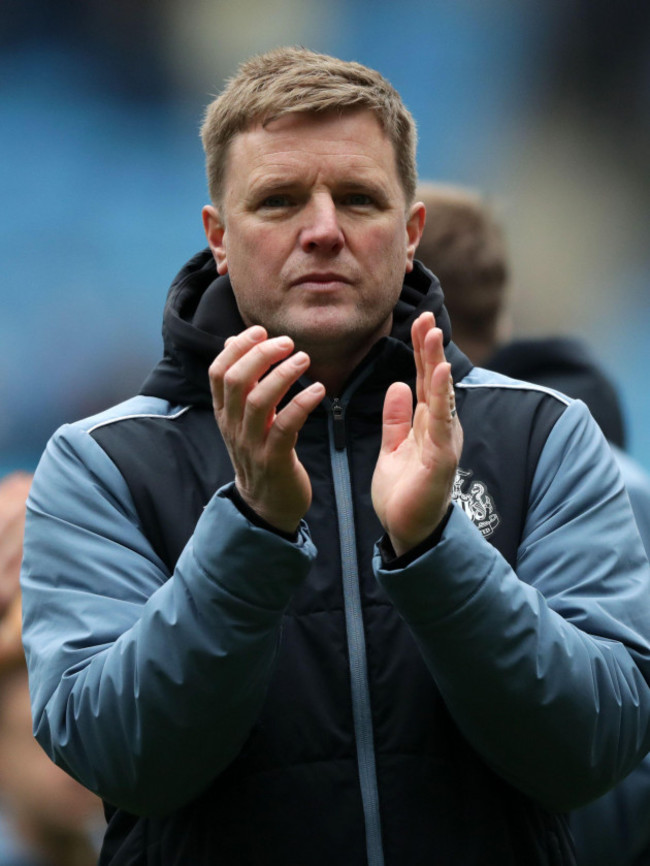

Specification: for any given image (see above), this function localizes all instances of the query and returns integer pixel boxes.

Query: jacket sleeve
[375,399,650,811]
[568,752,650,866]
[21,420,316,817]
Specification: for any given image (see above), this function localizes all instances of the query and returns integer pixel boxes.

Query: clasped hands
[209,313,463,556]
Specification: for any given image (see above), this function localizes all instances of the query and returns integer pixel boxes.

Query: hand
[371,313,463,556]
[209,326,325,534]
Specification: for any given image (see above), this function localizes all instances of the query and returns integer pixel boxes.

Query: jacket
[486,336,626,448]
[484,334,650,866]
[21,254,650,865]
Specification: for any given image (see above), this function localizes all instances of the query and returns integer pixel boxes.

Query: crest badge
[452,468,501,538]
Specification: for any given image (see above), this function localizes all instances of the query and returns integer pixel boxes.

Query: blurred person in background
[415,181,624,437]
[0,474,33,646]
[0,474,103,866]
[19,48,650,865]
[415,181,650,555]
[416,180,650,865]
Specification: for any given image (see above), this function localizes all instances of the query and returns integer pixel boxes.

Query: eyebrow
[335,180,390,203]
[247,176,392,206]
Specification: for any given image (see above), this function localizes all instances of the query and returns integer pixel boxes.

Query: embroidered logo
[452,468,501,538]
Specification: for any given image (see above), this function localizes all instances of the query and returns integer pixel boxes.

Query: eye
[260,194,293,208]
[341,193,374,207]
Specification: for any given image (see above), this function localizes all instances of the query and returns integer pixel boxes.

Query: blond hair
[201,46,418,206]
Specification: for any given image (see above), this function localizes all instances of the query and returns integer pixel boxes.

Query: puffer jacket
[21,254,650,865]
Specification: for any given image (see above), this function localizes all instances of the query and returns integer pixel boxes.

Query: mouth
[290,273,352,290]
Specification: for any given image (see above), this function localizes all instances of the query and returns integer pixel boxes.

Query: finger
[422,320,445,365]
[379,381,414,454]
[411,313,434,404]
[421,325,445,410]
[266,381,326,455]
[426,360,463,463]
[209,326,268,411]
[411,313,431,402]
[243,351,312,439]
[449,386,458,419]
[427,361,456,444]
[214,336,296,423]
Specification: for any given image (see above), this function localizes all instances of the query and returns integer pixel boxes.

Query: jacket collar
[140,250,472,404]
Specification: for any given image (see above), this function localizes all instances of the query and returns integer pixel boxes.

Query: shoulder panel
[453,368,570,565]
[90,403,233,571]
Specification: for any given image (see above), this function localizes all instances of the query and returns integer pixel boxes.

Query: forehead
[224,109,402,194]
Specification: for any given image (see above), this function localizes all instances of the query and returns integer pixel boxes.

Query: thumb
[380,382,414,453]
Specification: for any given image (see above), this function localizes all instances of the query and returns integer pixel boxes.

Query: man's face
[203,109,423,363]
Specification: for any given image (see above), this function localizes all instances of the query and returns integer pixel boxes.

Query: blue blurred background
[1,0,649,474]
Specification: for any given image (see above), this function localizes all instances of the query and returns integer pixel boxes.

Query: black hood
[140,250,468,406]
[486,336,626,448]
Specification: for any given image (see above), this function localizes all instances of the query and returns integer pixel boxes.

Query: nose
[299,194,344,253]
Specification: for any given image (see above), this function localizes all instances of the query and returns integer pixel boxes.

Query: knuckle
[272,413,291,434]
[208,358,225,379]
[246,390,267,413]
[223,368,242,389]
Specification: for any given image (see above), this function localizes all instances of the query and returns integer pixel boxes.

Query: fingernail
[248,326,266,341]
[292,351,309,365]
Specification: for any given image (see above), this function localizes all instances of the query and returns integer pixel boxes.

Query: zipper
[331,397,346,451]
[328,394,385,866]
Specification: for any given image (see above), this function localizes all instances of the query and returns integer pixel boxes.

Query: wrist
[383,503,454,565]
[229,485,300,541]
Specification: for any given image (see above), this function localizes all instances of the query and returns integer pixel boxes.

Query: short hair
[416,182,509,324]
[201,46,418,207]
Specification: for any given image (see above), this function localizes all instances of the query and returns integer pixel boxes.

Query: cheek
[238,221,287,257]
[228,227,285,282]
[359,222,409,260]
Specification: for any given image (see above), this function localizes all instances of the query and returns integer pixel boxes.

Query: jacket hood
[140,249,467,406]
[486,336,626,448]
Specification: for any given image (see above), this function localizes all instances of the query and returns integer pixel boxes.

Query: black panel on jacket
[486,336,626,449]
[90,251,575,866]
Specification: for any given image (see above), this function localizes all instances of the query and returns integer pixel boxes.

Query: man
[20,48,650,865]
[415,180,650,865]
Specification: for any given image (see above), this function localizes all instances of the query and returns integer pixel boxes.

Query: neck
[293,318,394,397]
[301,338,381,397]
[305,359,355,398]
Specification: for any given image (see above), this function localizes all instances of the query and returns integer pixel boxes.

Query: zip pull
[331,398,346,451]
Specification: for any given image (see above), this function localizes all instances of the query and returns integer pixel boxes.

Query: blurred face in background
[0,666,103,842]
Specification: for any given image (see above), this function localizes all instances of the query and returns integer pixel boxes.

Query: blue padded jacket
[21,254,650,865]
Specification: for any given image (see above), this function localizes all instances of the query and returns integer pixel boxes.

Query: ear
[404,201,426,274]
[202,205,228,275]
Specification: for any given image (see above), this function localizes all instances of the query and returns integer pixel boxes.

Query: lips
[290,272,351,287]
